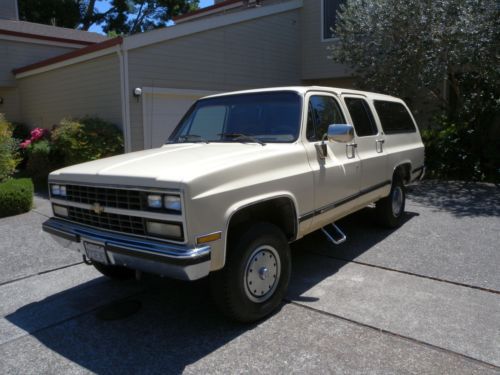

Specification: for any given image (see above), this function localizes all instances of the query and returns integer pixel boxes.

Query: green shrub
[11,122,31,141]
[0,178,33,218]
[422,116,499,182]
[51,117,123,166]
[0,114,20,182]
[25,139,54,184]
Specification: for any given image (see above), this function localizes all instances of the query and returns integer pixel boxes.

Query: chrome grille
[63,185,142,210]
[67,206,146,236]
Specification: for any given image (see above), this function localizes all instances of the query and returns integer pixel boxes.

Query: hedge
[0,178,34,218]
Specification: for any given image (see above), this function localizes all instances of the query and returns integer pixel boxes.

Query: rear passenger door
[342,95,389,191]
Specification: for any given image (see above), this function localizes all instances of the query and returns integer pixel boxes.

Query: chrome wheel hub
[244,245,281,303]
[391,186,403,217]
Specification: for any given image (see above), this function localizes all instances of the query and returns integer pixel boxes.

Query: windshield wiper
[176,134,209,143]
[218,133,266,146]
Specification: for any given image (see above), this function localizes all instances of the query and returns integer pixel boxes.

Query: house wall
[17,53,122,128]
[127,9,301,150]
[0,0,18,20]
[0,39,74,86]
[301,0,350,80]
[0,86,20,121]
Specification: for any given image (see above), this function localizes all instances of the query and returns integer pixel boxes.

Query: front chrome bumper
[42,218,211,281]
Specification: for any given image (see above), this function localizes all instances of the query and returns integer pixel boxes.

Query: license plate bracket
[84,242,108,265]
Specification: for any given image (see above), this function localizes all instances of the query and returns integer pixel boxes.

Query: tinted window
[323,0,344,39]
[344,98,378,137]
[374,101,416,134]
[307,95,346,141]
[169,92,302,143]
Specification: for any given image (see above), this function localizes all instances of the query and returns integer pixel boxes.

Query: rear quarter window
[374,101,416,134]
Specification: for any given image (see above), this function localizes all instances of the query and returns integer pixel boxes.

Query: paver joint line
[0,262,83,288]
[310,252,500,295]
[285,300,500,371]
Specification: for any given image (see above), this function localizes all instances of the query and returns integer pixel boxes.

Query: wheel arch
[392,161,412,185]
[223,193,299,258]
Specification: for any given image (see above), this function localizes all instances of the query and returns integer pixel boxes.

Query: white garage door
[142,87,217,149]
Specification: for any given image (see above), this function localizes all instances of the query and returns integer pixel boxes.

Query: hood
[49,143,299,190]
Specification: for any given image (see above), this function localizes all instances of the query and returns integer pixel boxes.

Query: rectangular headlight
[147,194,163,209]
[146,221,183,239]
[51,184,60,196]
[164,195,181,212]
[53,204,68,217]
[51,184,66,196]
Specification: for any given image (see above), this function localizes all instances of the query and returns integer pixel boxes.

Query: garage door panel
[142,88,217,149]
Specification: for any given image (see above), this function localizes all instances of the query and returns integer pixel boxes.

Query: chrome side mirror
[327,124,354,143]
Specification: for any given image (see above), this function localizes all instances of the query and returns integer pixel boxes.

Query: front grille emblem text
[92,202,104,215]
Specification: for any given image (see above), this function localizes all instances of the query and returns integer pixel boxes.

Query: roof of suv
[203,86,401,102]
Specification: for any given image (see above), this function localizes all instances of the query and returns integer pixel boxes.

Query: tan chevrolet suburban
[43,86,425,322]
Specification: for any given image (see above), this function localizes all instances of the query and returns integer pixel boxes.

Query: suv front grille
[67,206,146,236]
[63,185,142,211]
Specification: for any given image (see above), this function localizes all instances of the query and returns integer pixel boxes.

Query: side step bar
[321,223,347,245]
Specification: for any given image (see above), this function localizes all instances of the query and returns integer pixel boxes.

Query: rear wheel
[92,262,135,280]
[375,175,406,228]
[210,222,291,322]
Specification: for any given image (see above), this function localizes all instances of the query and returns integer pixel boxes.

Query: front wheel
[375,176,406,228]
[210,222,291,322]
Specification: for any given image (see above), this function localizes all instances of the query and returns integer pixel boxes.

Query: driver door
[303,92,361,229]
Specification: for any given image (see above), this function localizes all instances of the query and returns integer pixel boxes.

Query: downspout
[117,44,132,152]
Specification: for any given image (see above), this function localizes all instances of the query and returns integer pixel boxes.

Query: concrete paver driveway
[0,181,499,374]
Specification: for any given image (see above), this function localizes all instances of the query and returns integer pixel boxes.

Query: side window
[374,101,417,134]
[307,95,346,141]
[323,0,345,40]
[344,97,378,137]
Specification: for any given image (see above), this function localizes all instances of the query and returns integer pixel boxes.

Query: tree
[329,0,500,181]
[18,0,199,34]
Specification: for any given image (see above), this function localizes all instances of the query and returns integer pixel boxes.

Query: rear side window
[307,95,346,141]
[374,101,416,134]
[344,98,378,137]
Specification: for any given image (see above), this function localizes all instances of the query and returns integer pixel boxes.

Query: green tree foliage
[18,0,199,34]
[330,0,500,181]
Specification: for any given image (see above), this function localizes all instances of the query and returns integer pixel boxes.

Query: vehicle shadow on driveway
[4,209,418,373]
[288,207,419,301]
[5,276,262,373]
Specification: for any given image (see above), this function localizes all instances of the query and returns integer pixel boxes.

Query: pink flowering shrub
[20,127,49,149]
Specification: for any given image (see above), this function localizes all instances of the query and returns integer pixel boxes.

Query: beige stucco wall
[17,53,122,129]
[127,9,302,150]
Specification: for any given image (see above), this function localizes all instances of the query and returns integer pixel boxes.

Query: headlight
[145,193,181,214]
[147,194,163,208]
[164,195,181,212]
[146,221,183,239]
[51,184,67,196]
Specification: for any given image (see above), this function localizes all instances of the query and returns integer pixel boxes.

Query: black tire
[210,222,291,323]
[375,175,406,228]
[92,262,135,280]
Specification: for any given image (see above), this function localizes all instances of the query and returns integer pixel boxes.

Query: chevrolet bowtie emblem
[92,202,104,215]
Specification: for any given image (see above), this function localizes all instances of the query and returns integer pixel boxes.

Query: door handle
[346,143,357,158]
[376,139,385,153]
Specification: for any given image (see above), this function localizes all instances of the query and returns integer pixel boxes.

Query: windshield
[167,91,302,144]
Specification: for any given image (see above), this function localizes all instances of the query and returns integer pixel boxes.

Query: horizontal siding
[0,39,74,86]
[127,9,301,150]
[301,0,350,80]
[0,0,17,20]
[0,86,20,122]
[17,53,122,129]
